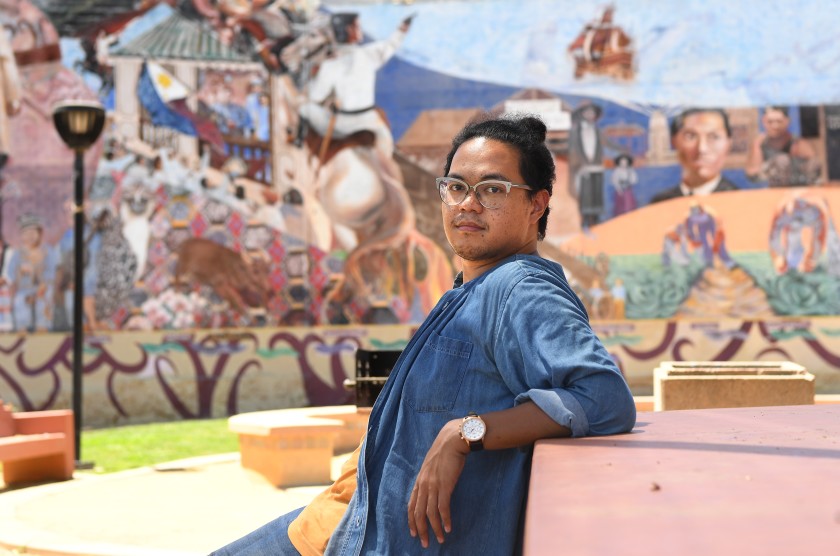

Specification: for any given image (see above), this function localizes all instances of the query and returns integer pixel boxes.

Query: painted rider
[298,12,412,158]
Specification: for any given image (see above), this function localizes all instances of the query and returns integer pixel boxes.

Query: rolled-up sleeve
[516,387,590,437]
[495,271,636,437]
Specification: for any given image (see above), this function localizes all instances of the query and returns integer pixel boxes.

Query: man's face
[346,18,362,43]
[762,108,790,139]
[672,112,731,188]
[442,138,546,271]
[21,226,41,248]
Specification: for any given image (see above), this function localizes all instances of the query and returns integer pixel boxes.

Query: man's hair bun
[514,115,548,144]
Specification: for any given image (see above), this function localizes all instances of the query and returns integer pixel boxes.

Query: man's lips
[690,156,719,166]
[452,219,485,232]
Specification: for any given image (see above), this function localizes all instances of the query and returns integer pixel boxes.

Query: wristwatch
[459,411,486,452]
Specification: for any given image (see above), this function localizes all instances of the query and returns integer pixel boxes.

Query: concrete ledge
[228,406,368,488]
[653,361,815,411]
[815,394,840,405]
[227,392,837,488]
[525,405,840,555]
[633,395,654,412]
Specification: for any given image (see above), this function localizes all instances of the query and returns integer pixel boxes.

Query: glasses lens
[439,178,467,205]
[476,181,508,209]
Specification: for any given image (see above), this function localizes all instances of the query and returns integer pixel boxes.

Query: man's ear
[531,190,550,222]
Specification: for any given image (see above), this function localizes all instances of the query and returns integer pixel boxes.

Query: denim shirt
[326,255,636,555]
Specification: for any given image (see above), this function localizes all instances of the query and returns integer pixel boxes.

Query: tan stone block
[229,406,368,488]
[238,430,335,487]
[653,361,815,411]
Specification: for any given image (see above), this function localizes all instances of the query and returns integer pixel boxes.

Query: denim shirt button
[355,515,361,527]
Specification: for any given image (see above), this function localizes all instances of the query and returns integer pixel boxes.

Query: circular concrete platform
[0,453,351,556]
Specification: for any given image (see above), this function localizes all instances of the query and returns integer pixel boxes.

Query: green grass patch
[80,418,239,474]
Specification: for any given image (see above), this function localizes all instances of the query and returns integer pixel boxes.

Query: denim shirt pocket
[403,332,473,412]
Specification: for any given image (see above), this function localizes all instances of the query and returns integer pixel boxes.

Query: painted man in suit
[568,102,606,227]
[650,108,738,204]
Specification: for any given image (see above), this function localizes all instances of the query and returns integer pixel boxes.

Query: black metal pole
[0,153,7,277]
[0,178,4,276]
[72,150,84,465]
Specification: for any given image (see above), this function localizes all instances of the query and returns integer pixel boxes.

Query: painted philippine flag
[137,61,224,148]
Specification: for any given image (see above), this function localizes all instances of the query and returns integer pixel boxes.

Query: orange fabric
[288,441,361,555]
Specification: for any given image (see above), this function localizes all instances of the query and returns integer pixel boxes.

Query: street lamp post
[0,153,8,276]
[51,100,105,467]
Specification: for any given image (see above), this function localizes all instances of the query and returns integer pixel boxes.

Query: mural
[1,0,839,423]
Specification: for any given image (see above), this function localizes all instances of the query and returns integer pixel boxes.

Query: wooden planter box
[653,361,815,411]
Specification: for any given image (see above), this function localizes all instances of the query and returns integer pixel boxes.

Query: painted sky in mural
[349,0,840,108]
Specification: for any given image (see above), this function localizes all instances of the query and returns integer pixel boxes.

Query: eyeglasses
[436,177,533,210]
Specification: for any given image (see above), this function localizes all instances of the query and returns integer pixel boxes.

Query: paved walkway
[0,453,350,556]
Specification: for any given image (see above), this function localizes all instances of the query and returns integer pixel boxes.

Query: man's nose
[459,189,483,211]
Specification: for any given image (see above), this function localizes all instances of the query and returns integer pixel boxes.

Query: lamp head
[52,100,106,152]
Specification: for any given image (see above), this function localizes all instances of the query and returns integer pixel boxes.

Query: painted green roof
[111,13,256,64]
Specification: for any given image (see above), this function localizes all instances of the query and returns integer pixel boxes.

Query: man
[53,203,104,331]
[8,214,56,332]
[650,108,739,204]
[745,106,821,188]
[568,102,605,227]
[684,203,736,270]
[298,12,411,157]
[212,115,636,555]
[769,194,828,274]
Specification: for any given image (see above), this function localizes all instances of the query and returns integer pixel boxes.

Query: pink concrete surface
[525,405,840,556]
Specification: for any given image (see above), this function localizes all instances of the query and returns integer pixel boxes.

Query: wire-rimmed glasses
[436,177,533,210]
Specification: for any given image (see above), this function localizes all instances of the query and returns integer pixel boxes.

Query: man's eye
[448,182,467,192]
[481,184,504,195]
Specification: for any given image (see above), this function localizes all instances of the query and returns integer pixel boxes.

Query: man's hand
[407,403,570,548]
[399,13,415,33]
[407,419,468,548]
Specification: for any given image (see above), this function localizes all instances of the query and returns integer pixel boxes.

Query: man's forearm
[473,401,571,451]
[409,401,569,547]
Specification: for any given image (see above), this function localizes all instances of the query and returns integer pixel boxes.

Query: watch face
[462,417,486,441]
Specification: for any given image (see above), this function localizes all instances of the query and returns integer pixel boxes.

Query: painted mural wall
[1,0,840,424]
